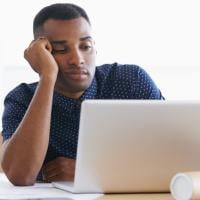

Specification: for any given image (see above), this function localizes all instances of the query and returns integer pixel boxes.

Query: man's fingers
[26,36,52,51]
[42,157,76,182]
[42,166,71,182]
[43,157,75,170]
[42,166,58,177]
[43,170,75,182]
[42,171,58,182]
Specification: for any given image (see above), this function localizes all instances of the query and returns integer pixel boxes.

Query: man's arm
[1,37,58,186]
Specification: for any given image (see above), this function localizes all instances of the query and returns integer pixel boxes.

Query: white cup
[170,172,200,200]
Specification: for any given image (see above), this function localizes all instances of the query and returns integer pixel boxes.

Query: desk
[99,193,172,200]
[0,173,173,200]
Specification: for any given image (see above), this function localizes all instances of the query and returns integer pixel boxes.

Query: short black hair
[33,3,90,38]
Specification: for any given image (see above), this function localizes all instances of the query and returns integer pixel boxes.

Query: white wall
[1,0,200,129]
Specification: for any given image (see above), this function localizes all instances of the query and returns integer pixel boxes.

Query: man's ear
[93,41,97,55]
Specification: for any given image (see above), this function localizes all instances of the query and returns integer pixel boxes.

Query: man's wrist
[40,73,57,85]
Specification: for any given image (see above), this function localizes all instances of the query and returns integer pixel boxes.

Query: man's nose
[68,49,84,67]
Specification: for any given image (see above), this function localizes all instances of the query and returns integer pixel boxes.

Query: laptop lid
[73,100,200,193]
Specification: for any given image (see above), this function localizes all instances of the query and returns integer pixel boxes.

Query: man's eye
[80,45,92,51]
[52,48,68,54]
[51,43,68,54]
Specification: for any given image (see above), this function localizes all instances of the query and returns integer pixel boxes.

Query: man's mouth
[64,71,88,81]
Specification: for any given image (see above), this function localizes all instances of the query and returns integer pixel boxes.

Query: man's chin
[55,79,91,95]
[66,75,94,90]
[55,72,95,95]
[68,82,91,93]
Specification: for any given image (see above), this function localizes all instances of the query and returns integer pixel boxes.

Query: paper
[0,173,103,200]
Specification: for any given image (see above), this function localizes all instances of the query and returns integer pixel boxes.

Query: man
[0,3,164,186]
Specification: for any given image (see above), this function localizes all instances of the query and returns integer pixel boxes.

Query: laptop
[53,100,200,193]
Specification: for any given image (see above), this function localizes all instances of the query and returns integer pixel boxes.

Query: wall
[1,0,200,131]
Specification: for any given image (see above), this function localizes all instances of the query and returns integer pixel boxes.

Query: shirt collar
[80,77,97,101]
[53,78,97,112]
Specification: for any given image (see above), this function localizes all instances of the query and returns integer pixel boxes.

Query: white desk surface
[0,173,173,200]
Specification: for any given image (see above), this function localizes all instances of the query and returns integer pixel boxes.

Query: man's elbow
[7,172,35,186]
[1,163,36,186]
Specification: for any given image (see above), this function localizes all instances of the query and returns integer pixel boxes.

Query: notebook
[53,100,200,193]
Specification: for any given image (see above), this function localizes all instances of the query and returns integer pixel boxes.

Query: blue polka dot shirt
[2,63,163,164]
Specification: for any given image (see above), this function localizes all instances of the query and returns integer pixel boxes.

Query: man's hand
[24,37,59,80]
[42,157,76,182]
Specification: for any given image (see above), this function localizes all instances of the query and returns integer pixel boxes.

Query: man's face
[41,17,96,96]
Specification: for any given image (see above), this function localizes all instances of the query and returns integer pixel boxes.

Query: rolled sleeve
[133,66,164,99]
[1,84,33,142]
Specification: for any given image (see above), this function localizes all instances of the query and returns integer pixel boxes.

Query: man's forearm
[1,76,56,186]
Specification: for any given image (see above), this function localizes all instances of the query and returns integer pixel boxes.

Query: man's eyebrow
[80,36,92,41]
[50,36,92,44]
[50,40,66,45]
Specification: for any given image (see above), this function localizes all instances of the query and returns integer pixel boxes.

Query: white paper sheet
[0,174,103,200]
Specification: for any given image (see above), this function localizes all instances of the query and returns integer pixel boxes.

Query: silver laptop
[53,100,200,193]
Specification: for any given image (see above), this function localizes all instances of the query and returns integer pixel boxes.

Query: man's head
[33,3,96,98]
[33,3,90,38]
